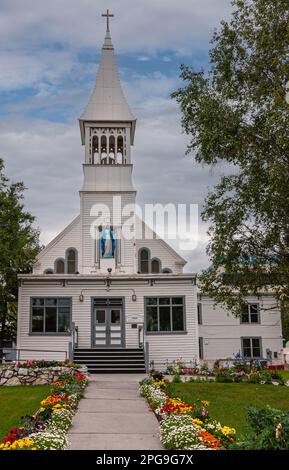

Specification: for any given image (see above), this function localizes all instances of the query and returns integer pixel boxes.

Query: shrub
[236,406,289,450]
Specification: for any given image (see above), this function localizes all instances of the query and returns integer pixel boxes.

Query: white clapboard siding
[199,295,283,362]
[33,216,81,275]
[17,278,198,366]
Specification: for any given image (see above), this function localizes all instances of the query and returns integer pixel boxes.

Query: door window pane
[146,306,158,331]
[46,298,57,306]
[159,306,171,331]
[96,310,106,324]
[172,306,184,331]
[172,297,183,305]
[32,308,44,332]
[45,307,57,332]
[58,307,70,332]
[159,298,170,305]
[146,298,157,305]
[111,309,121,324]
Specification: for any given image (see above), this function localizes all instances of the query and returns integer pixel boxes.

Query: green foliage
[237,406,289,449]
[172,0,289,315]
[0,159,40,346]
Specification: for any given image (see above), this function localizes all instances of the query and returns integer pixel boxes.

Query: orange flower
[199,430,221,450]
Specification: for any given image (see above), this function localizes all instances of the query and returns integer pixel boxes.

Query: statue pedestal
[100,257,116,273]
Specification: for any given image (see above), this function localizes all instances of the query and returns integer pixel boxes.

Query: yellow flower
[201,400,209,407]
[39,407,45,412]
[192,418,203,425]
[220,426,236,436]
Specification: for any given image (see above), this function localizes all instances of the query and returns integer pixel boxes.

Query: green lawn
[0,386,51,440]
[166,382,289,435]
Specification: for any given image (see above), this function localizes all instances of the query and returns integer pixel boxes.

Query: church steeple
[79,11,136,165]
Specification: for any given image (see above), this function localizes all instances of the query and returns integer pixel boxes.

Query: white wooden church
[16,13,283,372]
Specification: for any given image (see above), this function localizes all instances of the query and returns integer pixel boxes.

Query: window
[66,249,77,274]
[197,303,202,325]
[55,259,65,274]
[241,337,262,358]
[31,298,71,334]
[199,337,204,360]
[145,297,185,333]
[241,304,260,324]
[139,248,150,273]
[44,269,53,274]
[151,258,161,273]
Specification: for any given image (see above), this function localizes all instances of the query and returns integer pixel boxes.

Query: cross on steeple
[102,9,114,32]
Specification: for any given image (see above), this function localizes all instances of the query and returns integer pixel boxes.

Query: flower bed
[163,359,287,386]
[0,360,85,386]
[140,378,236,450]
[0,371,88,450]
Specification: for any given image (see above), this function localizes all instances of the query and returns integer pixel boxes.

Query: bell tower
[79,11,137,274]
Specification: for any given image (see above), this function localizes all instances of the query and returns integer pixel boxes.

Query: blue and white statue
[100,226,116,258]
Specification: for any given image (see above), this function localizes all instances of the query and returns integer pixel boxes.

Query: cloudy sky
[0,0,233,272]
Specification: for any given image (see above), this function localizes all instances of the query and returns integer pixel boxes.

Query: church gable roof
[35,215,80,263]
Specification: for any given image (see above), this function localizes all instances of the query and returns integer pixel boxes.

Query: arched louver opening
[109,135,115,164]
[117,136,124,164]
[162,268,172,274]
[67,249,77,274]
[92,135,99,164]
[139,248,150,273]
[101,135,107,164]
[151,258,161,273]
[55,259,65,274]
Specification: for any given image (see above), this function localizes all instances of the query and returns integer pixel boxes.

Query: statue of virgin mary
[100,226,116,258]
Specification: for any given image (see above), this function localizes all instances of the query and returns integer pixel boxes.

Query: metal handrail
[0,348,68,362]
[138,323,144,349]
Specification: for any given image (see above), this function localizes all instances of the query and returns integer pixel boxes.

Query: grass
[280,370,289,380]
[166,381,289,435]
[0,385,51,440]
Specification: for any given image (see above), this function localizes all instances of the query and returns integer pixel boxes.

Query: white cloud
[0,0,235,272]
[0,0,232,54]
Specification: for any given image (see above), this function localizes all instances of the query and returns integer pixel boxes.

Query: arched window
[66,249,77,274]
[139,248,150,273]
[55,259,65,274]
[92,135,99,164]
[151,258,161,273]
[101,135,107,164]
[44,268,54,274]
[162,268,172,274]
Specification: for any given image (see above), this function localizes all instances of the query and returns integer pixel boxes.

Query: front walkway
[68,374,162,450]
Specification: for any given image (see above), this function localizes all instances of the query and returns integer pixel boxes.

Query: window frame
[30,297,72,336]
[241,336,262,359]
[138,247,151,274]
[144,296,187,335]
[65,247,78,274]
[54,258,65,274]
[151,257,162,274]
[240,303,260,324]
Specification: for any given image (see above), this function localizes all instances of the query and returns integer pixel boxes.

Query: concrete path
[68,374,162,450]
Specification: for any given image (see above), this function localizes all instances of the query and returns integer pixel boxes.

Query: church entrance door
[92,298,124,348]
